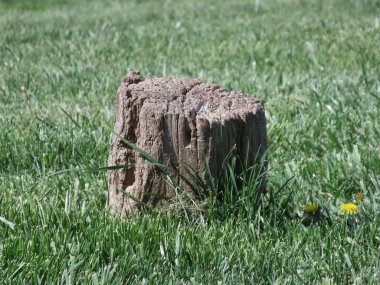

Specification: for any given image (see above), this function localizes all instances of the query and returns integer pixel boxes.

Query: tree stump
[108,71,267,215]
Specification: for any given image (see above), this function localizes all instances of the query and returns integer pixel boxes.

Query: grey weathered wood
[108,71,267,215]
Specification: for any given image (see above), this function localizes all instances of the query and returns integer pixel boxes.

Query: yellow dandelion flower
[340,203,358,215]
[304,204,318,214]
[354,193,363,201]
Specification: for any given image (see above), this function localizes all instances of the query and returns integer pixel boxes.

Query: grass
[0,0,380,283]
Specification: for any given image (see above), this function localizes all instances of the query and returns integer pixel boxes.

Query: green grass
[1,0,380,283]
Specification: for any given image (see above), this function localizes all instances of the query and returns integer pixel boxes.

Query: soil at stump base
[108,71,268,215]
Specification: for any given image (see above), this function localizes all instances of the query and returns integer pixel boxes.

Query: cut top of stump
[108,71,267,215]
[118,71,264,123]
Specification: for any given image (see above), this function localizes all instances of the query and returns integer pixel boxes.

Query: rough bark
[108,71,267,215]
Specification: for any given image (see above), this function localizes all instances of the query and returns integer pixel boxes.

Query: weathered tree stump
[108,71,267,215]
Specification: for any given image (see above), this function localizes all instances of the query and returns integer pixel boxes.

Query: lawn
[0,0,380,283]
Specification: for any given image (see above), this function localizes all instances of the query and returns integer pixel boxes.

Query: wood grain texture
[108,71,267,214]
